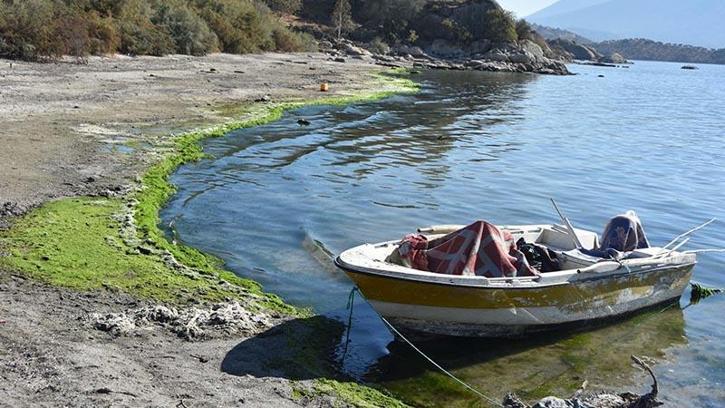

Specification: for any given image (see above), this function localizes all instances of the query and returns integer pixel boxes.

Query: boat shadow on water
[221,314,356,381]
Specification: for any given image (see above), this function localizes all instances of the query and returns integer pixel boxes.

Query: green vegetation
[0,0,315,60]
[0,68,416,308]
[1,0,543,61]
[0,197,294,308]
[345,0,521,45]
[312,379,410,407]
[0,67,417,408]
[331,0,353,40]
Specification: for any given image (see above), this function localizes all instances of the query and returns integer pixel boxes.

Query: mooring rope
[347,287,504,408]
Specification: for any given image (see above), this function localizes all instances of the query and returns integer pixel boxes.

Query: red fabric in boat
[397,221,537,277]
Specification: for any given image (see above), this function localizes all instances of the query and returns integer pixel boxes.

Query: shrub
[115,0,175,56]
[515,19,532,41]
[86,13,121,55]
[264,0,302,14]
[0,0,333,60]
[0,0,65,60]
[482,9,518,44]
[352,0,425,41]
[193,0,276,53]
[272,27,316,51]
[153,1,218,55]
[368,37,390,55]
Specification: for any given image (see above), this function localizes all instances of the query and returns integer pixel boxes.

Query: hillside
[0,0,570,74]
[527,0,725,49]
[596,39,725,65]
[531,23,593,45]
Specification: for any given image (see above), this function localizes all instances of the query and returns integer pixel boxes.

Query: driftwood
[503,355,663,408]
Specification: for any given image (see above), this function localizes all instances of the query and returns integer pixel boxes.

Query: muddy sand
[0,53,407,407]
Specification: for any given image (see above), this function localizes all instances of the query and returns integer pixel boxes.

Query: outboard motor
[599,210,650,252]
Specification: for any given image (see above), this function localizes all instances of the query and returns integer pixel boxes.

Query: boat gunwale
[334,254,696,290]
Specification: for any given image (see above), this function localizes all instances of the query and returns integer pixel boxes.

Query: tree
[331,0,352,40]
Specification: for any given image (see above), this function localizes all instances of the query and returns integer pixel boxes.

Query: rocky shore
[323,38,571,75]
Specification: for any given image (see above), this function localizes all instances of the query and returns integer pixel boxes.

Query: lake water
[161,61,725,407]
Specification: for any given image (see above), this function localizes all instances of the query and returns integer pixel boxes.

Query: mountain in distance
[526,0,610,20]
[526,0,725,49]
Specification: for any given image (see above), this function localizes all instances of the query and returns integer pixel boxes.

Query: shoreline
[0,53,416,407]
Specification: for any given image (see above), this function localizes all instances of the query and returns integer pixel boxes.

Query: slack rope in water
[346,287,504,408]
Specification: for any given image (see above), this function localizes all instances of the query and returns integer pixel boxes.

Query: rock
[470,39,492,55]
[549,39,602,61]
[508,51,534,64]
[254,94,271,102]
[681,65,698,70]
[333,57,346,63]
[137,246,153,255]
[343,43,372,57]
[297,119,310,126]
[427,39,465,59]
[1,201,23,217]
[483,49,509,62]
[91,301,274,341]
[601,52,627,64]
[396,45,429,59]
[531,397,592,408]
[520,40,545,62]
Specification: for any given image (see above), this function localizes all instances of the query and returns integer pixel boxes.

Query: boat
[335,213,696,337]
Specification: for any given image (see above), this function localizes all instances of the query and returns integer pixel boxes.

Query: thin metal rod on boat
[662,218,716,249]
[654,237,690,259]
[683,248,725,254]
[550,198,583,249]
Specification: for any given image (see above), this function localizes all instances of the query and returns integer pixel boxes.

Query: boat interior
[344,223,686,286]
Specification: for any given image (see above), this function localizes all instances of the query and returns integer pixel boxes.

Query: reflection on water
[372,306,686,407]
[162,62,725,407]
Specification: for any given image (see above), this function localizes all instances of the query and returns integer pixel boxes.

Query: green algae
[0,68,419,408]
[0,68,417,309]
[291,380,408,408]
[0,197,249,303]
[131,68,418,307]
[311,379,410,408]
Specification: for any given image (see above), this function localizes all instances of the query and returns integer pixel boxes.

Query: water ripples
[163,62,725,406]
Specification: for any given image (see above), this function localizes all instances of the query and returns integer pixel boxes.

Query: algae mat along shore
[0,68,418,407]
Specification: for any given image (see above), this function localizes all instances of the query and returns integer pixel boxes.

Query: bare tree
[331,0,353,40]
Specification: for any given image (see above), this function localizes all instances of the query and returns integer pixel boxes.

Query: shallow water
[162,61,725,407]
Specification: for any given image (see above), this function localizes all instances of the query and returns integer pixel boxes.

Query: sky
[497,0,559,17]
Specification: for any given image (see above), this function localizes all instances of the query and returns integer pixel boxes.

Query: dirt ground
[0,53,396,407]
[0,52,383,215]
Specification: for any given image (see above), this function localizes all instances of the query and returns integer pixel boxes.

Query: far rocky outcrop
[313,0,570,75]
[596,38,725,65]
[321,37,569,75]
[548,38,631,65]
